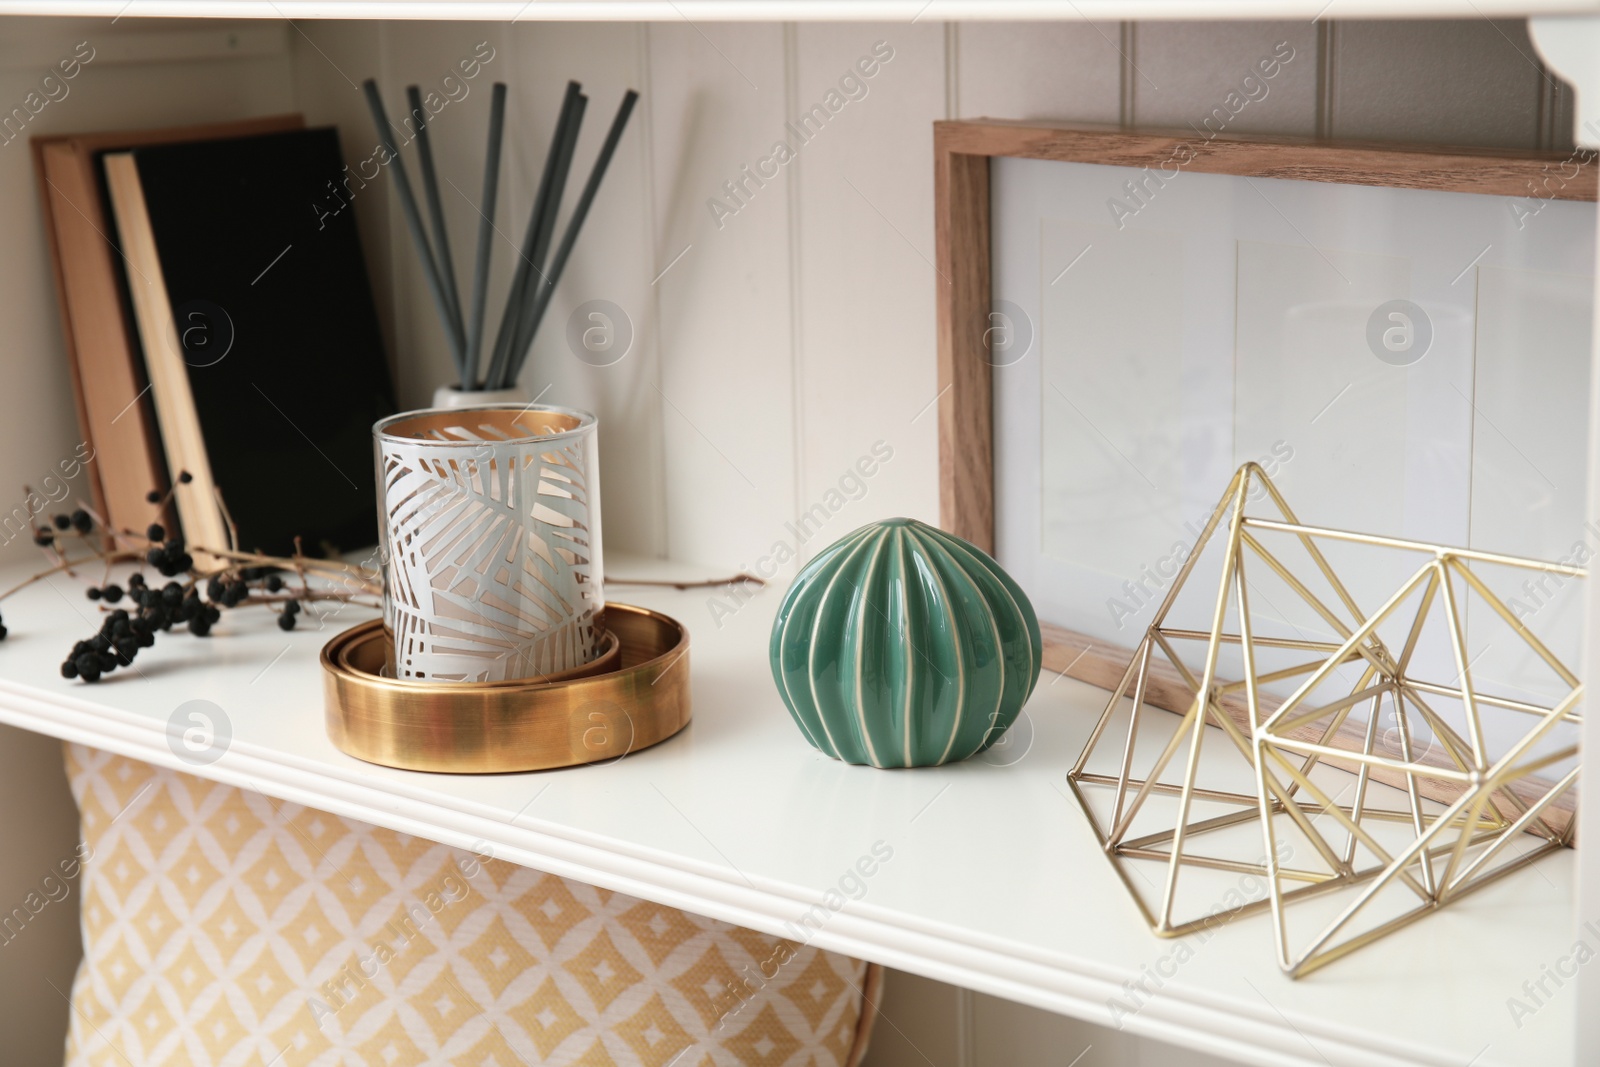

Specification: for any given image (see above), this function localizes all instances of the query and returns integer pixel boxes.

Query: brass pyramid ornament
[1067,462,1582,976]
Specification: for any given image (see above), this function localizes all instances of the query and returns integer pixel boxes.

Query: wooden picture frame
[933,120,1597,818]
[935,120,1597,552]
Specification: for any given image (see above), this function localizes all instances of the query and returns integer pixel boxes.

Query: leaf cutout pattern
[379,423,602,682]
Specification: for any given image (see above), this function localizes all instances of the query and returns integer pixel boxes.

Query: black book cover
[125,128,395,557]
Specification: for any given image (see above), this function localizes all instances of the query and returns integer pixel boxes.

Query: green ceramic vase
[769,518,1042,768]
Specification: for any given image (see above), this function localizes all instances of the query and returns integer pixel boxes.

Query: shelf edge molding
[0,676,1473,1067]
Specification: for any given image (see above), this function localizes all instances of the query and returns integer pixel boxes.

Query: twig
[213,485,239,554]
[0,551,142,601]
[76,524,381,599]
[605,572,765,591]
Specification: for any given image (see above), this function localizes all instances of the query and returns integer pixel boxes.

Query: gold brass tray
[322,604,690,773]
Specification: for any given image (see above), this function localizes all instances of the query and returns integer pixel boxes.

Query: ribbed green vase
[769,518,1042,768]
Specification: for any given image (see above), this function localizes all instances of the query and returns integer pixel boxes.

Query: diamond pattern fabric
[63,744,878,1066]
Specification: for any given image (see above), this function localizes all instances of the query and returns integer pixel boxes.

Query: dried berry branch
[9,477,381,684]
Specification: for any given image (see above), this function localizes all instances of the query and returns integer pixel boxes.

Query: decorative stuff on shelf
[769,518,1041,768]
[1068,462,1581,978]
[374,404,603,682]
[335,400,694,774]
[12,485,384,684]
[362,77,639,395]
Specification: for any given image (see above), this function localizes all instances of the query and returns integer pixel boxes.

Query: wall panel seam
[784,21,807,544]
[1119,20,1135,127]
[636,20,669,558]
[945,21,959,120]
[1316,19,1336,140]
[955,985,976,1067]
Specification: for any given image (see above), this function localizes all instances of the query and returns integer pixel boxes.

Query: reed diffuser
[363,77,639,394]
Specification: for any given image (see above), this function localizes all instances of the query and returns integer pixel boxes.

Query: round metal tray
[321,604,690,773]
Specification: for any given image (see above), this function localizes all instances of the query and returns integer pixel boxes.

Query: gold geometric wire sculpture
[1068,462,1582,977]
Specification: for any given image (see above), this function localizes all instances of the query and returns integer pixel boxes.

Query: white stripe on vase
[909,526,967,767]
[853,528,891,769]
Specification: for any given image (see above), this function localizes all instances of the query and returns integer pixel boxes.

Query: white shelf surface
[0,0,1598,20]
[0,553,1576,1067]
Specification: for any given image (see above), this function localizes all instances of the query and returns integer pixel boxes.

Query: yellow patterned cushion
[63,744,879,1066]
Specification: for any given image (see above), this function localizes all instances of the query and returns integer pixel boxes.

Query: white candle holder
[374,404,604,682]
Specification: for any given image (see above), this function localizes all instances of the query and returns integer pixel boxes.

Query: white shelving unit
[5,2,1600,1063]
[0,554,1575,1067]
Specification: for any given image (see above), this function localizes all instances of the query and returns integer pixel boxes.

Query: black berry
[178,471,194,484]
[52,514,71,530]
[277,612,296,631]
[86,587,101,601]
[101,584,123,604]
[145,490,162,504]
[60,660,78,679]
[146,523,165,542]
[70,509,92,533]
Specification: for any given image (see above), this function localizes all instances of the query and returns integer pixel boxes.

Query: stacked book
[34,116,396,557]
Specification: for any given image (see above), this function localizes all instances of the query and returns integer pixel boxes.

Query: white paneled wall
[1132,21,1319,133]
[0,12,1573,1065]
[1330,20,1557,147]
[791,23,943,546]
[647,22,794,565]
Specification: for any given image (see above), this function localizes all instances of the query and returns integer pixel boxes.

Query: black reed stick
[361,79,466,376]
[465,82,507,390]
[506,91,588,379]
[407,85,467,376]
[484,81,583,391]
[496,84,583,388]
[505,90,639,385]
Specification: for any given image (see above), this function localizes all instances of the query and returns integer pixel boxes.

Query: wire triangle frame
[1066,462,1584,976]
